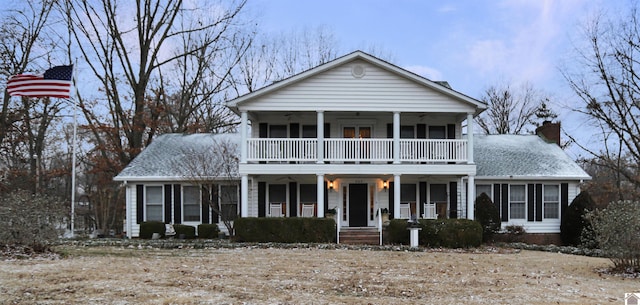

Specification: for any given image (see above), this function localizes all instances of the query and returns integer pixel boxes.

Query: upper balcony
[246,138,468,163]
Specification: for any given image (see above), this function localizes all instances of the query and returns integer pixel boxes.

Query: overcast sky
[252,0,628,157]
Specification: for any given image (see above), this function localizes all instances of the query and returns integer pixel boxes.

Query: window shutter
[201,185,210,224]
[259,123,268,138]
[493,184,501,218]
[417,124,426,139]
[289,182,297,217]
[290,123,299,138]
[389,182,395,219]
[258,182,266,217]
[387,124,393,138]
[324,181,329,215]
[173,185,181,224]
[449,182,457,218]
[136,185,144,224]
[163,185,172,224]
[447,124,456,139]
[535,184,543,221]
[527,184,535,222]
[419,181,427,217]
[324,123,330,138]
[211,184,218,224]
[560,183,569,217]
[501,184,509,222]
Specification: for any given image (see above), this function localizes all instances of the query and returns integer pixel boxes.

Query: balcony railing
[246,138,468,163]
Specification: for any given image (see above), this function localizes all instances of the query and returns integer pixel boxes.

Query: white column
[241,175,249,217]
[393,174,401,218]
[467,175,475,220]
[393,112,400,164]
[317,111,324,164]
[317,174,325,217]
[126,183,132,238]
[467,113,474,164]
[240,111,248,164]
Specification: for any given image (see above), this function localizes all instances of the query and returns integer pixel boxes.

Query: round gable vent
[351,64,366,78]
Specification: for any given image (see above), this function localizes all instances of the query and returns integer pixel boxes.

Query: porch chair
[422,202,438,219]
[301,203,315,217]
[399,203,411,219]
[270,203,283,217]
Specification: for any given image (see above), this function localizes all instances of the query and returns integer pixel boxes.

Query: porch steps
[338,228,381,245]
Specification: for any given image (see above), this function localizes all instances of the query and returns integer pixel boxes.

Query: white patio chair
[423,202,438,219]
[301,203,315,217]
[399,203,410,219]
[270,203,283,217]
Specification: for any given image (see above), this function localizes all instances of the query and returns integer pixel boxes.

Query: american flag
[7,65,73,98]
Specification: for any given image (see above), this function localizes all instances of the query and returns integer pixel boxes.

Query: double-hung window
[220,185,239,221]
[543,185,560,219]
[145,186,163,222]
[183,186,201,222]
[509,185,526,219]
[476,184,492,199]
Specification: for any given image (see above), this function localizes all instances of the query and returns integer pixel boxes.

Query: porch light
[329,180,334,190]
[383,180,388,191]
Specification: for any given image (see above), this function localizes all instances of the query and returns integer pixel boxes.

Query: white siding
[240,60,477,113]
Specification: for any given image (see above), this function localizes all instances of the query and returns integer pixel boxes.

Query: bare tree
[562,7,640,191]
[0,1,72,195]
[476,82,550,135]
[68,0,251,167]
[173,136,239,235]
[66,0,251,234]
[231,26,339,96]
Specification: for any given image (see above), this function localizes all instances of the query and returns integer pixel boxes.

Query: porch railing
[246,138,468,163]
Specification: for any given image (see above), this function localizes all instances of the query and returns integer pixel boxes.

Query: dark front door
[348,184,368,227]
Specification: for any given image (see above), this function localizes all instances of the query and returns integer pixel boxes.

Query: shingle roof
[115,133,590,181]
[114,133,240,181]
[474,134,590,180]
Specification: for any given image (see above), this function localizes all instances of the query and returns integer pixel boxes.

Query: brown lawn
[0,245,636,304]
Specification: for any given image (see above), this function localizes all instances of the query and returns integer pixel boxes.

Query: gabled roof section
[226,50,487,115]
[114,133,240,181]
[475,135,591,180]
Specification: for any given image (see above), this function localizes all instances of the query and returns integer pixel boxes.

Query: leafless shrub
[0,190,66,251]
[585,200,640,272]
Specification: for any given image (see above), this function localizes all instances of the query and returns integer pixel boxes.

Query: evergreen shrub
[173,224,196,239]
[234,217,336,243]
[474,193,501,242]
[139,221,166,239]
[560,191,596,247]
[197,224,220,239]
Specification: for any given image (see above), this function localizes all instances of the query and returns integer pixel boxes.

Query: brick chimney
[535,121,561,146]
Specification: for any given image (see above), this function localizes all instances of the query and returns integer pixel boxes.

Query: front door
[348,184,368,227]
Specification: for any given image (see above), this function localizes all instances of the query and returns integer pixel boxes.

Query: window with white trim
[183,186,201,222]
[509,185,526,219]
[476,184,492,199]
[145,186,163,222]
[220,185,239,221]
[543,185,560,219]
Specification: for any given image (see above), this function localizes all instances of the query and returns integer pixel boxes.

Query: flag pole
[69,62,78,238]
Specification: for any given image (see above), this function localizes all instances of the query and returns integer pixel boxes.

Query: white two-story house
[115,51,590,241]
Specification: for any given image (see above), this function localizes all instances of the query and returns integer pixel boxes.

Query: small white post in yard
[336,207,341,244]
[408,218,421,248]
[377,208,383,246]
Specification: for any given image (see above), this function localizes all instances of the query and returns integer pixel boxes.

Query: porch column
[241,175,249,217]
[393,174,401,217]
[317,174,325,217]
[467,113,474,164]
[467,175,475,220]
[317,111,324,164]
[240,111,248,164]
[393,112,400,164]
